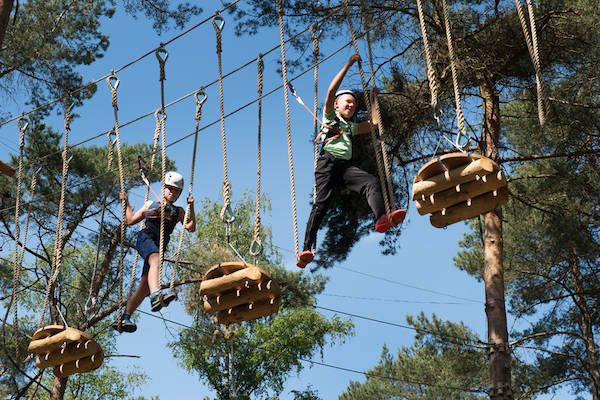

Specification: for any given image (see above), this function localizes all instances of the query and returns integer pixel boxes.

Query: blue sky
[0,2,573,399]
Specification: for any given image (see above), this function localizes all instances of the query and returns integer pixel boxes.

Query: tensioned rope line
[170,89,206,294]
[320,293,469,305]
[277,0,300,258]
[251,56,264,259]
[310,26,320,204]
[0,32,376,219]
[515,0,549,128]
[343,0,394,225]
[2,5,359,176]
[0,0,242,130]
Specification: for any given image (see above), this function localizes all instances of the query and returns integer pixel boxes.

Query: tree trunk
[50,376,68,400]
[479,74,513,400]
[0,0,13,51]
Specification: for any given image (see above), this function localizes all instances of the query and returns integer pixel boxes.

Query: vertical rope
[415,0,440,120]
[107,75,128,330]
[170,89,205,292]
[87,131,115,315]
[310,26,320,204]
[343,0,392,219]
[362,7,396,209]
[38,100,72,328]
[251,57,264,258]
[213,14,232,222]
[156,48,168,306]
[516,0,548,127]
[277,0,299,256]
[441,0,467,145]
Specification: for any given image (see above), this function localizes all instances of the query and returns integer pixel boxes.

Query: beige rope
[156,48,168,306]
[310,26,320,204]
[170,89,206,292]
[363,8,396,209]
[251,57,264,258]
[213,13,233,223]
[343,0,392,220]
[515,0,549,127]
[441,0,467,146]
[107,75,129,329]
[277,0,300,256]
[38,100,72,328]
[415,0,440,119]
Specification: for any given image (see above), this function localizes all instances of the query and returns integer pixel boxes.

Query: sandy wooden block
[36,340,99,369]
[200,266,264,297]
[430,186,509,228]
[412,156,497,200]
[203,279,280,314]
[28,328,84,355]
[416,170,506,215]
[54,350,104,378]
[217,297,281,325]
[0,160,15,177]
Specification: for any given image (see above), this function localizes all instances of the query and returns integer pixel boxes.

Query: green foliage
[171,193,354,400]
[340,313,488,400]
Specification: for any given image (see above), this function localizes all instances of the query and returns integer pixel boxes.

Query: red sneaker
[296,250,314,269]
[375,209,406,233]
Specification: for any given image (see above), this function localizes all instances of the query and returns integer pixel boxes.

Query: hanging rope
[441,0,467,147]
[415,0,441,121]
[213,13,234,224]
[107,75,129,331]
[86,131,116,317]
[170,89,206,293]
[309,26,320,204]
[155,47,169,307]
[362,6,396,209]
[343,0,393,222]
[515,0,549,127]
[277,0,300,257]
[250,56,264,259]
[38,100,72,329]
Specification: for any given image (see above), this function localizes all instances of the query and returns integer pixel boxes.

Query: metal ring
[249,238,263,257]
[155,47,169,64]
[212,13,225,32]
[194,89,208,106]
[107,74,120,90]
[220,203,235,224]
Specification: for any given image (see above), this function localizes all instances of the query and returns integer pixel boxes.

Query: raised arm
[181,195,196,232]
[120,191,150,226]
[357,87,380,134]
[324,54,362,114]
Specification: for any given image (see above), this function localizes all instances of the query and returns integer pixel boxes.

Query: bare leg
[146,252,160,293]
[125,274,150,314]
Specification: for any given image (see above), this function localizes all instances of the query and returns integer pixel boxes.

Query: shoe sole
[151,293,177,312]
[375,210,406,233]
[112,322,137,333]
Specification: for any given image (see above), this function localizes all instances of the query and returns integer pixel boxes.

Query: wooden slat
[28,328,83,355]
[204,279,281,314]
[36,340,99,369]
[54,350,104,378]
[200,267,264,296]
[217,297,281,325]
[429,187,509,228]
[439,152,473,170]
[416,158,445,181]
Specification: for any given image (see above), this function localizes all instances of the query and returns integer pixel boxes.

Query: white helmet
[165,171,184,190]
[335,89,356,100]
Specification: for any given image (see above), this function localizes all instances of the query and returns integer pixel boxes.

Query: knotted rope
[251,57,264,258]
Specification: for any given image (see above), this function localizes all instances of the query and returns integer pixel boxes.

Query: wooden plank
[36,340,99,369]
[54,349,104,378]
[412,157,497,200]
[416,170,506,215]
[416,158,445,181]
[28,328,83,355]
[0,160,15,177]
[204,279,281,314]
[203,261,247,281]
[200,266,264,296]
[439,152,473,170]
[429,186,509,228]
[32,325,65,341]
[217,297,281,325]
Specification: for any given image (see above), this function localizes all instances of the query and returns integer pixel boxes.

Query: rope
[310,26,320,204]
[156,48,168,306]
[213,13,233,224]
[277,0,300,257]
[251,57,264,258]
[415,0,441,121]
[170,89,206,293]
[38,101,72,329]
[362,7,396,209]
[441,0,467,146]
[515,0,549,127]
[343,1,392,219]
[107,75,129,331]
[86,131,115,316]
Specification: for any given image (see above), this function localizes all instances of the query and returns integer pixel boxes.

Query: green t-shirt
[322,110,358,160]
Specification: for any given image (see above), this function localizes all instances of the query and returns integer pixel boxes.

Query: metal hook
[17,117,28,132]
[220,203,235,224]
[66,150,74,164]
[155,47,169,64]
[33,165,42,175]
[107,74,120,91]
[249,238,263,257]
[312,23,323,39]
[212,13,225,32]
[194,89,208,106]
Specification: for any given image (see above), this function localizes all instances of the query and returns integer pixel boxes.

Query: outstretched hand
[187,195,194,204]
[348,53,361,65]
[119,191,129,204]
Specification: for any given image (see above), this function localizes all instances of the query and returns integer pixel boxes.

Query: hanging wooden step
[413,153,508,227]
[200,261,281,325]
[0,160,15,177]
[27,325,104,377]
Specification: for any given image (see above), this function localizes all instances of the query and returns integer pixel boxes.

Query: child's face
[164,185,182,202]
[335,94,356,119]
